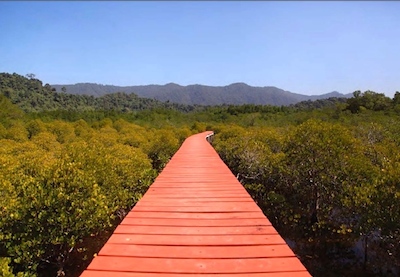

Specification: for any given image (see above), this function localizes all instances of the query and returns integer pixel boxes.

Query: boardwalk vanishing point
[80,131,311,277]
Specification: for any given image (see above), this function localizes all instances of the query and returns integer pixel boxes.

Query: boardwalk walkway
[80,131,311,276]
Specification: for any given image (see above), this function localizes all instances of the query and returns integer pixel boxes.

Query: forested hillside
[51,81,350,106]
[0,73,198,113]
[1,73,399,277]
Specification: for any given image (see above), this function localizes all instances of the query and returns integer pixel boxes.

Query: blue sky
[0,1,399,97]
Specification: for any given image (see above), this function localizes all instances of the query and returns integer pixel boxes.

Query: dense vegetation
[1,73,399,276]
[0,73,198,113]
[0,96,195,276]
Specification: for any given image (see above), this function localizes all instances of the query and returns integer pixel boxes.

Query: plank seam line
[140,200,254,202]
[105,243,287,246]
[119,222,272,224]
[124,218,267,220]
[109,233,284,236]
[112,233,281,236]
[85,269,309,274]
[118,225,273,227]
[129,211,262,213]
[96,255,298,259]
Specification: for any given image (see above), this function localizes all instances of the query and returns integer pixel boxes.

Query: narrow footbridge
[81,131,311,277]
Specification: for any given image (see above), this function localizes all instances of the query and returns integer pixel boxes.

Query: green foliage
[145,129,180,171]
[283,120,377,236]
[191,121,207,133]
[290,97,348,111]
[5,122,29,142]
[1,72,399,276]
[0,95,24,126]
[0,73,199,113]
[346,90,392,113]
[213,115,400,276]
[0,257,34,277]
[0,123,7,139]
[25,120,46,139]
[215,127,285,184]
[0,118,175,276]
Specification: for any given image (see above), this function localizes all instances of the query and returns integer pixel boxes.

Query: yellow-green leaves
[0,118,173,275]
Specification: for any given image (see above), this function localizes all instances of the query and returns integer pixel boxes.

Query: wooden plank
[135,201,254,207]
[114,225,277,235]
[162,168,232,172]
[148,184,243,188]
[146,188,246,191]
[140,193,251,198]
[119,218,272,226]
[131,205,262,212]
[139,199,254,204]
[106,233,287,246]
[153,179,240,183]
[134,201,260,207]
[141,197,252,201]
[158,172,234,175]
[98,244,297,258]
[86,256,307,273]
[146,188,246,192]
[135,200,259,206]
[81,271,311,277]
[124,211,266,219]
[142,192,248,196]
[144,190,249,194]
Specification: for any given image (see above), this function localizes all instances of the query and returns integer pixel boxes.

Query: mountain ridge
[52,82,351,106]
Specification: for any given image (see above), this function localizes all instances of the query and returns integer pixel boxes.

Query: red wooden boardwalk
[80,131,311,277]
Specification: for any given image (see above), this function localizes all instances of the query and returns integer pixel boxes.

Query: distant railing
[205,131,214,143]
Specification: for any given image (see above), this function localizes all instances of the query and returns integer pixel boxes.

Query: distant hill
[52,82,351,106]
[0,73,197,113]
